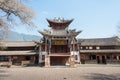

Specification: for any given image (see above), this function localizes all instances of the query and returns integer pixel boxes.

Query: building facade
[1,18,120,67]
[79,36,120,64]
[0,42,37,66]
[36,18,81,67]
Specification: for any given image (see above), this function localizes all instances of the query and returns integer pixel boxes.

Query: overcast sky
[12,0,120,38]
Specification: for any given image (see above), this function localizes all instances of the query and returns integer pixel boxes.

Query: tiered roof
[39,18,81,37]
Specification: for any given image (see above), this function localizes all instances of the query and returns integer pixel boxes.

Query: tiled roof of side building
[78,36,120,46]
[0,41,36,47]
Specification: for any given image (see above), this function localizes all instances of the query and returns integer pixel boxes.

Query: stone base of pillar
[70,55,76,67]
[45,55,50,67]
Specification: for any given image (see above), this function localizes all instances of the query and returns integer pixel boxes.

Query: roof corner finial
[54,17,57,21]
[62,17,64,22]
[58,17,61,22]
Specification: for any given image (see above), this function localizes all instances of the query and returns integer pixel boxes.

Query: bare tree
[0,0,35,48]
[0,0,35,28]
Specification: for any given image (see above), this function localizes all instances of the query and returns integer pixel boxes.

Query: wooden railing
[49,53,70,56]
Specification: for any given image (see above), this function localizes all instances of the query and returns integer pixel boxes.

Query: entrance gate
[50,56,69,66]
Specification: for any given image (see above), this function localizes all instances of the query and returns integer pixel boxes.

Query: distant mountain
[0,31,41,41]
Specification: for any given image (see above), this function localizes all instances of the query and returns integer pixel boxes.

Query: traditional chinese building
[79,36,120,64]
[0,41,37,66]
[36,18,81,67]
[1,18,120,67]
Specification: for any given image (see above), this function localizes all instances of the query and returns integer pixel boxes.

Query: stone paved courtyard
[0,64,120,80]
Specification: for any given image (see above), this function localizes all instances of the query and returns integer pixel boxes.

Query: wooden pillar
[77,43,80,51]
[77,43,80,64]
[44,37,47,52]
[70,44,72,52]
[117,55,119,60]
[33,55,35,64]
[9,56,12,65]
[45,55,50,67]
[45,44,47,52]
[39,45,42,63]
[9,56,11,62]
[70,38,76,67]
[99,55,102,64]
[73,43,75,51]
[49,39,51,54]
[39,45,42,52]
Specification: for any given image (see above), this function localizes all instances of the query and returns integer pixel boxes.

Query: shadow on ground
[83,73,120,80]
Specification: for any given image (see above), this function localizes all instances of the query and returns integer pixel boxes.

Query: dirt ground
[0,64,120,80]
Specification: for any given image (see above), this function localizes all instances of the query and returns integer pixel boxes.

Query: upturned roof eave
[38,30,81,38]
[33,41,43,45]
[38,31,49,36]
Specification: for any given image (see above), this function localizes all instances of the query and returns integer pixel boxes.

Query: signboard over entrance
[52,40,67,45]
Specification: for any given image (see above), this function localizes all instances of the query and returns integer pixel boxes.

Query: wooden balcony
[48,53,70,57]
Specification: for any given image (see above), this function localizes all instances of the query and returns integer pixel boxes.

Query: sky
[12,0,120,38]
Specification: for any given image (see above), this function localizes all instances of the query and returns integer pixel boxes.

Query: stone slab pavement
[0,64,120,80]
